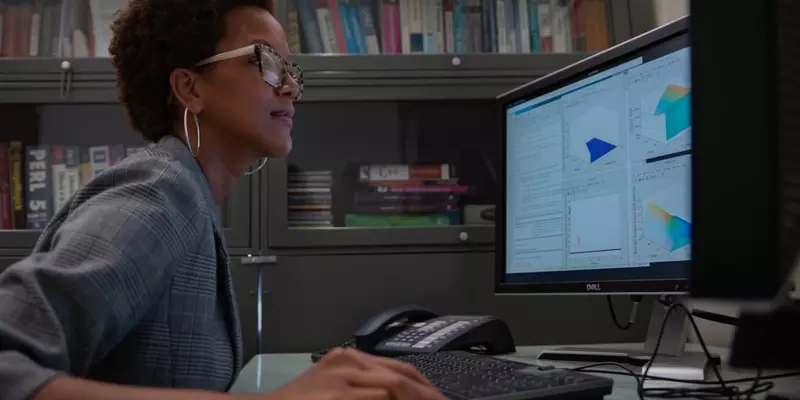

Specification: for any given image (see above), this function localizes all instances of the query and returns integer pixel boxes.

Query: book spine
[407,0,423,52]
[398,0,409,53]
[453,0,465,53]
[9,141,24,228]
[348,1,367,53]
[372,184,469,193]
[359,0,380,54]
[297,0,324,54]
[286,0,302,53]
[380,0,400,54]
[1,5,16,57]
[354,189,457,204]
[0,5,4,56]
[481,0,495,53]
[551,0,571,52]
[537,0,553,52]
[467,0,481,52]
[528,0,541,52]
[345,213,456,227]
[28,1,40,57]
[327,0,348,52]
[337,0,356,53]
[109,144,125,166]
[359,163,454,182]
[0,143,11,229]
[51,145,68,213]
[25,145,51,229]
[64,146,81,203]
[495,0,507,53]
[354,202,458,214]
[79,146,92,186]
[16,2,31,58]
[88,145,110,177]
[443,0,454,52]
[315,0,337,53]
[506,0,517,52]
[518,0,530,52]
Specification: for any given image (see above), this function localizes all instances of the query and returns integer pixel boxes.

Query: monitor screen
[502,33,691,291]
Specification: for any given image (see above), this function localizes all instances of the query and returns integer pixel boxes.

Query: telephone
[312,305,516,361]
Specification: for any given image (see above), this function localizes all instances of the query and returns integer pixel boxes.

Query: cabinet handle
[240,255,277,265]
[59,60,72,100]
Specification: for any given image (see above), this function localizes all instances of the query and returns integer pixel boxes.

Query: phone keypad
[411,319,476,349]
[380,317,486,351]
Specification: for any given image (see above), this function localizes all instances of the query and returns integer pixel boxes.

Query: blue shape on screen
[586,138,617,163]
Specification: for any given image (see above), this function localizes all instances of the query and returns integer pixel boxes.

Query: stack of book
[287,170,333,228]
[345,163,466,227]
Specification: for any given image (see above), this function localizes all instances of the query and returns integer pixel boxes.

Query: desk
[229,344,800,399]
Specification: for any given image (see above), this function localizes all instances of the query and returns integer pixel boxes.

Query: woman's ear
[169,68,206,114]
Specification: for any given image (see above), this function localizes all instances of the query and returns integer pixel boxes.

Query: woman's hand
[265,348,446,400]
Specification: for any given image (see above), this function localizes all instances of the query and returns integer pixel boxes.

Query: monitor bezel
[494,17,691,295]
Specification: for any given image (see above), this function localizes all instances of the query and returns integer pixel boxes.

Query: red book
[380,0,401,54]
[326,0,348,53]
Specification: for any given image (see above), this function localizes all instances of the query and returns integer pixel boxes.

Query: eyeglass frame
[195,43,303,100]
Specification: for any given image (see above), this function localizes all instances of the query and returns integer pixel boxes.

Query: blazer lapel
[157,136,244,375]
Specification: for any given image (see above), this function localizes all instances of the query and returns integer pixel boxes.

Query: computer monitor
[690,0,800,372]
[690,0,798,303]
[494,17,708,368]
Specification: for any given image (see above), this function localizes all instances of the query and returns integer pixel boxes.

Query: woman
[0,1,445,399]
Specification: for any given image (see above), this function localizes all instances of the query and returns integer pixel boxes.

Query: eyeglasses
[196,44,303,100]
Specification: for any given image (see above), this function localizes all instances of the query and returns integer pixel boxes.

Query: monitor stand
[537,297,721,378]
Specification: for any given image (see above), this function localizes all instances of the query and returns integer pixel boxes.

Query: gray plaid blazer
[0,136,243,399]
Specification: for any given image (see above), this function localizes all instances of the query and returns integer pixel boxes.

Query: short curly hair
[109,0,276,142]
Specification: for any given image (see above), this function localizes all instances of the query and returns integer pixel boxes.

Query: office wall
[653,0,689,25]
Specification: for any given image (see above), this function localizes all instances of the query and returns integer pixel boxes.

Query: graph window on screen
[564,169,630,269]
[627,47,691,162]
[631,155,692,264]
[563,74,627,178]
[505,39,691,277]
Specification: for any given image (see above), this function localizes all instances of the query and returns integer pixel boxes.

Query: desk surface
[229,344,800,399]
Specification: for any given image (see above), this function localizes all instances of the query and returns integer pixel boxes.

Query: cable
[644,303,746,398]
[607,295,644,331]
[657,296,739,326]
[691,308,739,326]
[572,362,645,400]
[573,366,800,385]
[575,302,800,399]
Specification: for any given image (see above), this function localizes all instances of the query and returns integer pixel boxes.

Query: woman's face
[198,6,298,158]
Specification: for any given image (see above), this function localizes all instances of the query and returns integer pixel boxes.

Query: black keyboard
[394,351,613,400]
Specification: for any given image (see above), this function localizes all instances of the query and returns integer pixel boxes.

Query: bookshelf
[0,0,633,58]
[278,0,622,56]
[0,103,260,253]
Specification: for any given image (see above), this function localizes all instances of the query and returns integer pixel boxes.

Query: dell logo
[586,284,602,292]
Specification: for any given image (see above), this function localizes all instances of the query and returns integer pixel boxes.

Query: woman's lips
[271,112,293,127]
